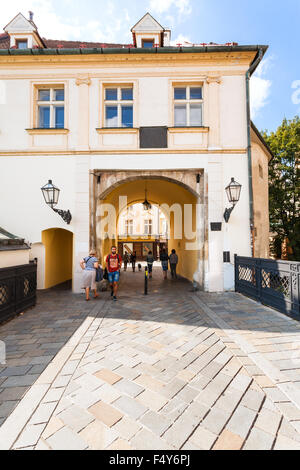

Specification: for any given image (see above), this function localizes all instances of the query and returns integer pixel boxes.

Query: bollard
[144,266,148,295]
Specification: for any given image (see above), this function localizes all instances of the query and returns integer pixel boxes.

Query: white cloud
[250,56,274,118]
[149,0,192,18]
[1,0,133,43]
[171,34,192,46]
[250,77,272,118]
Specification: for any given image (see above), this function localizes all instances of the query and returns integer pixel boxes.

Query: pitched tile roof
[0,33,131,49]
[0,33,10,49]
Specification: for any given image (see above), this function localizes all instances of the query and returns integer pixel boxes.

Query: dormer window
[16,39,28,49]
[131,13,170,48]
[142,39,154,48]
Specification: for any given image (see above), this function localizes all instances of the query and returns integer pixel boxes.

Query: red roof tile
[0,33,131,49]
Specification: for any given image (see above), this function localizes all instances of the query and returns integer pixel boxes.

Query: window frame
[103,85,134,129]
[144,219,153,236]
[16,39,28,49]
[142,38,155,48]
[125,219,134,236]
[34,85,66,129]
[172,83,204,128]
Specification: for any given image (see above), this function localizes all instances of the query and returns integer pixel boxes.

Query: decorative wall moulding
[206,76,222,84]
[75,75,92,86]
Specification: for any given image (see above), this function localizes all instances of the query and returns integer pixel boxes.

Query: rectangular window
[144,220,153,235]
[125,220,134,235]
[142,39,154,48]
[174,85,203,127]
[16,39,28,49]
[104,86,133,128]
[36,87,65,129]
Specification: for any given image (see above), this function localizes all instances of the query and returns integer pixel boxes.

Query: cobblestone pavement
[1,268,300,450]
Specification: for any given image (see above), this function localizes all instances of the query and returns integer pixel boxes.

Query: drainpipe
[246,48,264,256]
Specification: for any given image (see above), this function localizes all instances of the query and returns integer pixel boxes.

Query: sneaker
[113,296,117,301]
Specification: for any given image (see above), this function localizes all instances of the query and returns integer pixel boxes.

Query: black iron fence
[0,264,37,324]
[235,255,300,317]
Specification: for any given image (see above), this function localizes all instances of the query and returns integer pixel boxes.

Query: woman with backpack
[80,250,99,301]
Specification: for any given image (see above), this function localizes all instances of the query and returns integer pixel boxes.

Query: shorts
[108,271,120,284]
[162,261,168,271]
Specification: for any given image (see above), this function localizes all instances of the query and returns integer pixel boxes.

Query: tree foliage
[262,116,300,261]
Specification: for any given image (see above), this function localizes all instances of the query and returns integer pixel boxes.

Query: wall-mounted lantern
[41,180,72,225]
[223,177,242,223]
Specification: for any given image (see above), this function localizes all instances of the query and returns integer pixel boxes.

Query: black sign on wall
[139,127,168,148]
[211,223,222,232]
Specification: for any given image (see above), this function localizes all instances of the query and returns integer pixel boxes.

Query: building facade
[0,12,271,293]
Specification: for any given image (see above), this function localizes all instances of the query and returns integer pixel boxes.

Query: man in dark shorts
[106,246,122,301]
[146,251,154,279]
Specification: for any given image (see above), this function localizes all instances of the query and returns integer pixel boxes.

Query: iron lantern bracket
[52,208,72,225]
[223,205,235,223]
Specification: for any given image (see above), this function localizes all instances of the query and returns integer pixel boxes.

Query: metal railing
[235,255,300,317]
[0,264,37,324]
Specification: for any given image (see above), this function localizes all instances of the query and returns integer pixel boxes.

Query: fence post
[234,254,238,292]
[256,258,262,302]
[291,263,300,315]
[144,266,148,296]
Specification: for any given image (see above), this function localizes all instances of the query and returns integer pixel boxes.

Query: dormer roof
[131,12,165,33]
[4,12,37,33]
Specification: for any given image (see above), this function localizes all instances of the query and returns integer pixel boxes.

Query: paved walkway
[1,268,300,450]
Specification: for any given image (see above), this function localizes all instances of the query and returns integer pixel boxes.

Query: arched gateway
[89,170,207,289]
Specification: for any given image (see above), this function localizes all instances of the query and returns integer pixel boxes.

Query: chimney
[29,11,34,21]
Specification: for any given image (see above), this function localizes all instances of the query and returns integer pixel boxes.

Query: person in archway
[123,251,129,271]
[80,250,99,301]
[106,246,122,301]
[160,248,169,280]
[169,249,179,279]
[130,251,137,272]
[146,250,154,279]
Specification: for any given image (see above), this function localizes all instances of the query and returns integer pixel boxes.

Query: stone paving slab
[1,269,300,450]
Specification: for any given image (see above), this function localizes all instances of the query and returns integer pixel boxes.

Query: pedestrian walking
[130,251,137,272]
[80,250,100,301]
[160,248,169,280]
[106,246,122,301]
[169,249,179,279]
[146,250,154,279]
[123,251,129,271]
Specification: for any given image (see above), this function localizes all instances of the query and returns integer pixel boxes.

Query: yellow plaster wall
[251,141,270,258]
[42,228,73,289]
[99,179,198,282]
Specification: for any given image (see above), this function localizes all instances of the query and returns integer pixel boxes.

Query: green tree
[262,116,300,261]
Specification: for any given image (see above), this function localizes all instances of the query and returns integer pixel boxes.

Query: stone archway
[41,228,73,289]
[91,170,207,289]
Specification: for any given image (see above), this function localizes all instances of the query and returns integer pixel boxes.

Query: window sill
[168,126,209,133]
[96,128,138,134]
[26,128,69,135]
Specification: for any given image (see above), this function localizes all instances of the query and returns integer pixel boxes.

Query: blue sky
[2,0,300,132]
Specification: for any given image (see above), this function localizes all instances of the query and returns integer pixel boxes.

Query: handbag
[103,267,108,280]
[96,266,103,282]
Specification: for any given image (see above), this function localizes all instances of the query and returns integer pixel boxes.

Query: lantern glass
[41,180,60,208]
[225,178,242,205]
